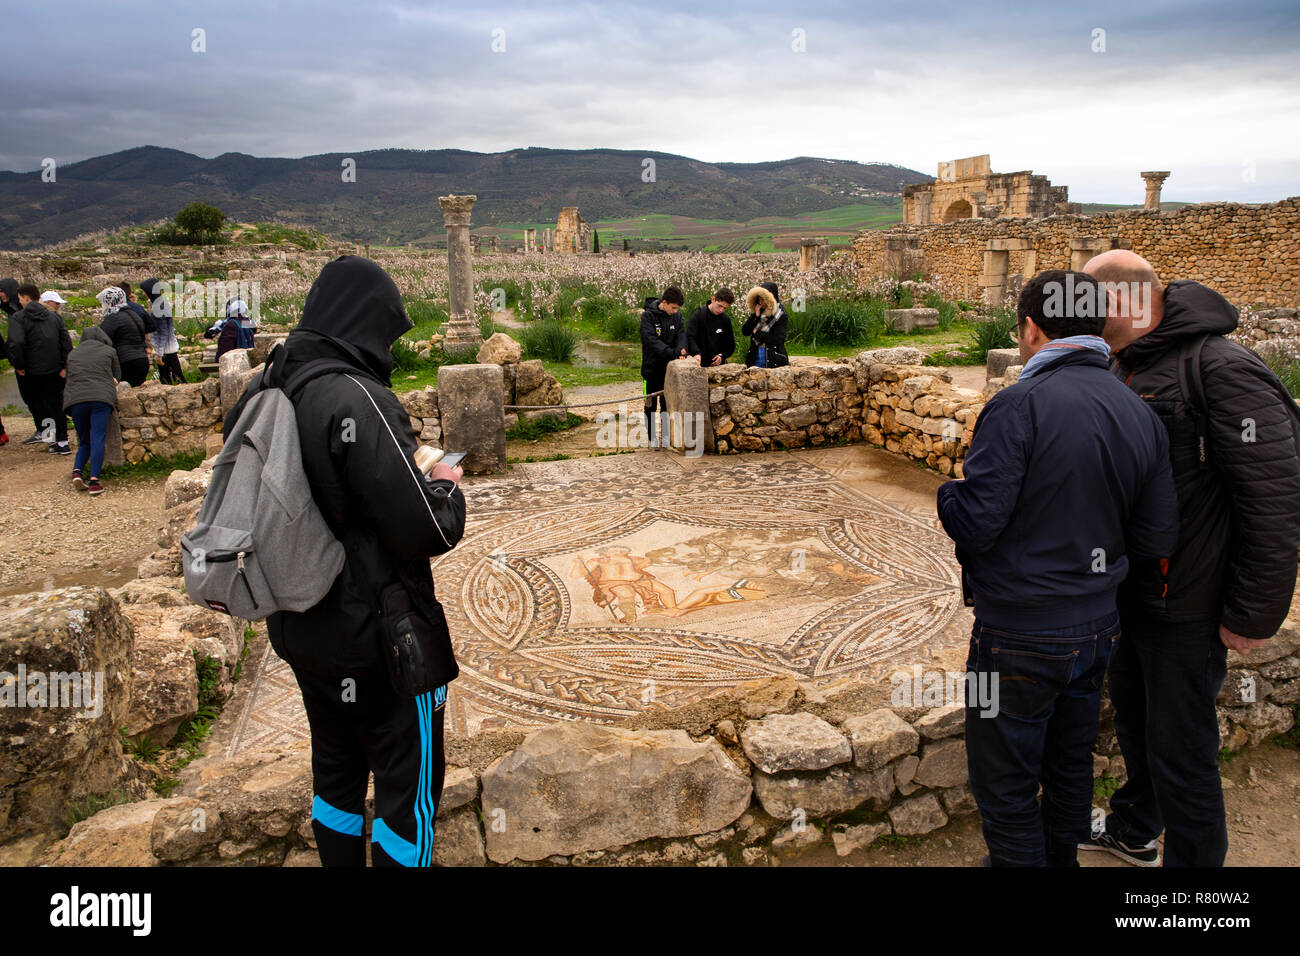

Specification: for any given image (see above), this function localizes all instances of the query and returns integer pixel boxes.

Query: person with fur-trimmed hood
[741,282,789,368]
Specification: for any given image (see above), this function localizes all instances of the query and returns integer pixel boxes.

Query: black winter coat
[639,298,687,378]
[938,349,1178,631]
[100,308,151,364]
[225,256,467,676]
[687,305,736,366]
[741,306,789,367]
[6,302,72,374]
[1111,280,1300,638]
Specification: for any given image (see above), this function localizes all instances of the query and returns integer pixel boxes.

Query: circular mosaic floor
[435,450,964,733]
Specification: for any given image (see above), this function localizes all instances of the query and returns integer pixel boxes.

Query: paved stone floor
[226,445,971,754]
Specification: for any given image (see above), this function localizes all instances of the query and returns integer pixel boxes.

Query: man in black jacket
[1084,250,1300,866]
[937,270,1178,866]
[687,288,736,367]
[226,256,466,867]
[7,283,73,453]
[639,286,687,445]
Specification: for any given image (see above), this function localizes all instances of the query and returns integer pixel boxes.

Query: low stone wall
[115,378,223,464]
[1233,307,1300,364]
[708,348,985,477]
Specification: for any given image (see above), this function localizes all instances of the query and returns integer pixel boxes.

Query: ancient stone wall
[115,379,223,464]
[855,198,1300,308]
[708,348,987,478]
[554,206,590,254]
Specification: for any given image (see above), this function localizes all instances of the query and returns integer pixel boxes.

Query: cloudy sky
[5,0,1298,203]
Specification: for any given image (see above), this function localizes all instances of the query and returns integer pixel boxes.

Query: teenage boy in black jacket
[687,288,736,367]
[1083,250,1300,867]
[937,270,1178,867]
[226,256,466,867]
[639,286,687,445]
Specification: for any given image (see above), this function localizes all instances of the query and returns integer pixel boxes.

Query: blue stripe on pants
[312,794,363,836]
[371,817,418,867]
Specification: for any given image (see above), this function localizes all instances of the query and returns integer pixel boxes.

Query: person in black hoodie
[639,285,687,444]
[687,288,737,367]
[224,256,466,867]
[937,270,1178,867]
[7,283,73,452]
[2,277,26,442]
[1083,250,1300,867]
[741,282,789,368]
[97,285,152,386]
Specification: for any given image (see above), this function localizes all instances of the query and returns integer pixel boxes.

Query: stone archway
[942,199,973,222]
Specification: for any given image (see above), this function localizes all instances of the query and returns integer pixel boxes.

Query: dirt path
[0,418,166,597]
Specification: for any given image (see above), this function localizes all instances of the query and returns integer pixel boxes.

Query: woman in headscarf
[741,281,790,368]
[140,278,184,384]
[97,285,152,386]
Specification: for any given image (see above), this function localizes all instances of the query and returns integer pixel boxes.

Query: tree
[592,229,600,253]
[174,202,227,241]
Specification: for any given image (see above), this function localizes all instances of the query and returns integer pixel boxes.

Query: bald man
[1083,250,1300,867]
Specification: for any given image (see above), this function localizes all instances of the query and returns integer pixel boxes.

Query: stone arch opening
[942,199,974,222]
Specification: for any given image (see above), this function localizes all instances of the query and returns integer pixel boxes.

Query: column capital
[438,194,478,227]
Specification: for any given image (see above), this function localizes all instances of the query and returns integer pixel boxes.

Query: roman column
[438,194,482,353]
[1140,171,1170,212]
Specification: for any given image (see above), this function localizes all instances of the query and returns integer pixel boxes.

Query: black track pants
[291,664,447,867]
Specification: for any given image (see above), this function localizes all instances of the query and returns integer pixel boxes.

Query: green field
[480,200,902,253]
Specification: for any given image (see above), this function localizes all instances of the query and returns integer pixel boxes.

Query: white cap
[227,299,249,318]
[40,291,67,304]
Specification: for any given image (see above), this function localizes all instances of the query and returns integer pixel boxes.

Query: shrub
[602,310,640,342]
[970,313,1018,361]
[521,320,578,362]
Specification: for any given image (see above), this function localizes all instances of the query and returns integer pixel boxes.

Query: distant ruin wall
[854,198,1300,308]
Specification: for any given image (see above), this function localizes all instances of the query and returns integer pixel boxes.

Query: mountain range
[0,146,930,249]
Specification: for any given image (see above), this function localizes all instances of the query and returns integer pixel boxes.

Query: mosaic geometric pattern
[227,447,967,752]
[437,453,963,735]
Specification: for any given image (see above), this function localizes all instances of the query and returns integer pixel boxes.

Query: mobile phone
[437,451,467,469]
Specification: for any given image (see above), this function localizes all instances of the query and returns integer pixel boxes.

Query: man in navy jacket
[936,270,1178,866]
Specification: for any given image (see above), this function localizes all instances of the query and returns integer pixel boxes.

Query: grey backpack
[182,358,346,618]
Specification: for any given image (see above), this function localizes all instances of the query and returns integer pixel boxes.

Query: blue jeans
[1105,614,1228,866]
[69,401,112,478]
[965,611,1119,866]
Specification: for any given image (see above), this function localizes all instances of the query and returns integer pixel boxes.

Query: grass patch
[506,412,583,441]
[521,320,579,362]
[62,790,132,833]
[969,312,1017,362]
[100,449,205,481]
[507,453,573,464]
[1265,355,1299,399]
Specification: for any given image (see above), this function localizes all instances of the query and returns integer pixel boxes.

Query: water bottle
[756,346,767,368]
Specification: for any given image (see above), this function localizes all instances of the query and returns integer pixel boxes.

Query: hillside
[0,146,929,250]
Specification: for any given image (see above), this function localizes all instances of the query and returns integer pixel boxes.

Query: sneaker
[72,471,86,491]
[1079,809,1161,866]
[87,479,104,496]
[21,433,45,445]
[49,442,72,456]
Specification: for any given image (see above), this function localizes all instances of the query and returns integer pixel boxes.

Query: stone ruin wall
[553,206,590,254]
[855,197,1300,309]
[707,348,984,478]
